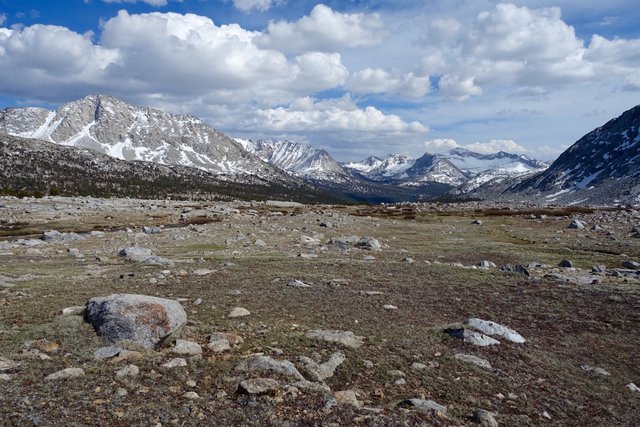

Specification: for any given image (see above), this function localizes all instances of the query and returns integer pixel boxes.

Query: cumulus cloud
[257,4,385,52]
[256,95,427,135]
[419,3,639,98]
[464,139,527,154]
[346,68,430,98]
[233,0,280,13]
[425,138,527,154]
[0,24,118,98]
[424,138,459,152]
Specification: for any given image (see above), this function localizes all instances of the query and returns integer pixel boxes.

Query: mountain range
[1,94,638,205]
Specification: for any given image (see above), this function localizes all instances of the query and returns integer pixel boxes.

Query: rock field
[0,196,639,425]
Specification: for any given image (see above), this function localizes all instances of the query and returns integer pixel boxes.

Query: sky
[0,1,639,162]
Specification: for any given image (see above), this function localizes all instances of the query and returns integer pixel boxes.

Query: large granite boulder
[84,294,186,348]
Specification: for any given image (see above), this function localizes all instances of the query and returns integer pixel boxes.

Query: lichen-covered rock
[306,330,364,349]
[464,318,526,343]
[84,294,186,349]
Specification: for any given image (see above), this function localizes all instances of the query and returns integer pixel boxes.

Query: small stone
[306,329,365,349]
[387,369,405,378]
[622,260,640,269]
[61,306,84,316]
[410,362,427,370]
[143,226,162,234]
[0,374,12,381]
[472,219,482,225]
[192,269,214,276]
[558,259,573,268]
[445,328,500,346]
[116,364,140,378]
[238,378,280,396]
[394,378,407,385]
[182,392,201,400]
[94,345,124,361]
[44,367,85,381]
[287,279,312,289]
[478,260,496,268]
[455,353,492,370]
[403,257,414,263]
[228,307,251,318]
[186,380,197,387]
[0,357,19,372]
[542,411,552,419]
[581,365,611,376]
[592,265,607,273]
[162,358,187,369]
[627,383,640,392]
[298,352,345,381]
[208,339,231,353]
[210,332,244,346]
[363,360,374,369]
[254,239,266,246]
[398,398,447,414]
[334,390,361,407]
[473,409,499,427]
[568,219,585,229]
[114,387,128,397]
[172,339,202,356]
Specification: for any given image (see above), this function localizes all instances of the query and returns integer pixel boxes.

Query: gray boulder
[568,219,586,229]
[445,328,500,346]
[398,398,447,414]
[84,294,187,349]
[465,318,526,343]
[298,352,345,381]
[238,378,280,395]
[454,353,493,370]
[235,355,304,381]
[355,237,382,251]
[306,329,364,349]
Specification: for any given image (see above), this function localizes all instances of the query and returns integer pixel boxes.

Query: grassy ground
[1,198,639,426]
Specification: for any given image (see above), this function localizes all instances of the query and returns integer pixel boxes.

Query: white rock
[162,358,187,368]
[116,364,140,378]
[44,367,85,381]
[465,318,526,343]
[228,307,251,318]
[172,339,202,356]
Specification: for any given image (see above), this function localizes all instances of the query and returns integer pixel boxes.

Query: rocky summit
[0,196,638,425]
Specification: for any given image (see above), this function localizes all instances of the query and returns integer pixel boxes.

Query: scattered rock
[94,345,124,361]
[473,409,499,427]
[383,304,398,310]
[210,332,244,346]
[208,339,231,353]
[398,398,447,414]
[192,269,214,276]
[627,383,640,392]
[61,306,84,316]
[84,294,187,349]
[472,219,483,225]
[355,237,382,251]
[235,355,304,381]
[162,358,187,369]
[228,307,251,318]
[298,352,345,381]
[410,362,427,370]
[499,264,530,276]
[116,364,140,378]
[287,279,312,289]
[592,265,607,273]
[478,260,497,268]
[238,378,280,396]
[306,329,364,349]
[558,259,573,268]
[622,260,640,269]
[445,328,500,346]
[334,390,361,407]
[568,219,586,229]
[117,246,153,262]
[254,239,266,246]
[44,367,85,381]
[455,353,492,370]
[172,339,202,356]
[182,391,201,400]
[581,365,611,376]
[0,357,19,372]
[0,374,12,381]
[142,226,162,234]
[464,318,526,343]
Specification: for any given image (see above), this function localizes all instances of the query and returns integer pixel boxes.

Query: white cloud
[346,68,430,98]
[102,0,175,6]
[424,138,527,155]
[464,139,527,154]
[0,24,118,98]
[257,4,385,53]
[438,75,482,100]
[233,0,279,13]
[622,71,640,91]
[0,14,6,26]
[424,138,459,152]
[257,95,428,134]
